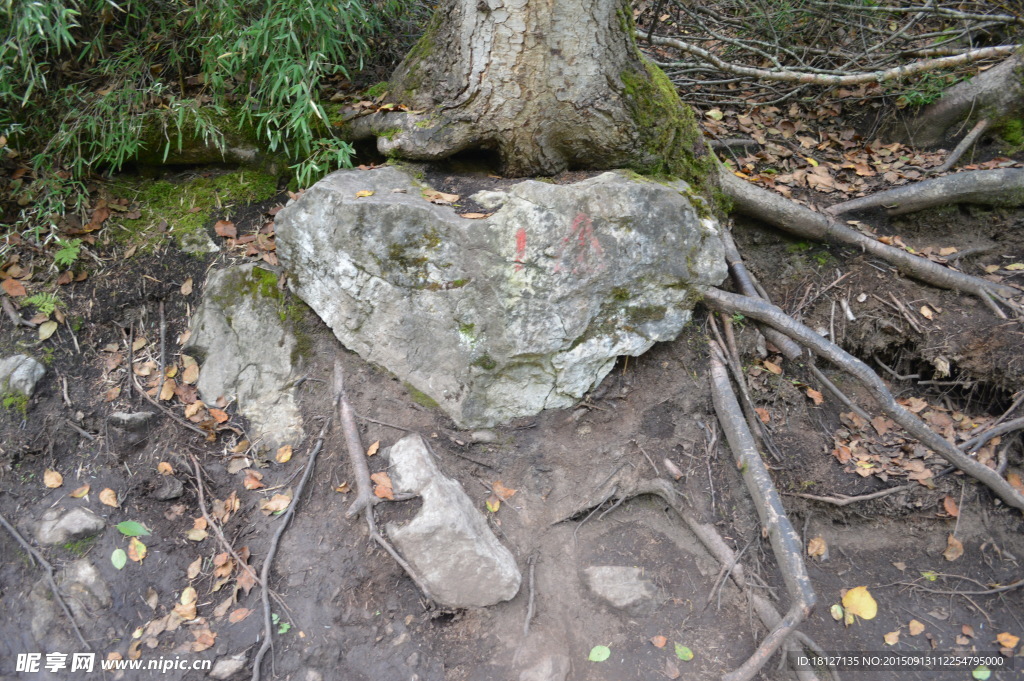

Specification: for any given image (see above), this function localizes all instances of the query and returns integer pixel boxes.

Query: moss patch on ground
[111,170,278,253]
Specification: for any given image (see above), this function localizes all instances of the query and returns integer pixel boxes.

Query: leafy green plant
[2,0,414,238]
[271,613,292,634]
[24,293,60,317]
[53,238,82,268]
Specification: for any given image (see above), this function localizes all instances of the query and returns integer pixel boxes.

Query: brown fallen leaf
[492,481,517,500]
[365,440,380,457]
[229,608,253,624]
[209,408,229,423]
[371,471,394,500]
[214,220,236,238]
[807,536,827,558]
[806,387,824,405]
[458,212,492,219]
[2,278,27,297]
[422,189,459,204]
[243,470,265,490]
[159,378,176,401]
[755,407,770,423]
[275,444,292,463]
[187,557,202,579]
[909,619,925,636]
[651,635,668,648]
[996,632,1020,649]
[99,487,119,507]
[943,534,964,561]
[70,484,90,498]
[237,566,257,594]
[180,277,193,296]
[260,493,292,515]
[884,630,900,645]
[334,482,351,493]
[942,495,960,517]
[44,469,64,488]
[763,360,783,375]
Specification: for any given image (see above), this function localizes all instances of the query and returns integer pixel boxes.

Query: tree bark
[370,0,711,179]
[888,52,1024,148]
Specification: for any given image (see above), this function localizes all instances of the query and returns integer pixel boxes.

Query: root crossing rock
[385,434,521,608]
[276,167,725,427]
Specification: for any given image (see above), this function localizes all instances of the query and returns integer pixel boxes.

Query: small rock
[35,508,105,546]
[519,654,571,681]
[209,652,247,679]
[0,354,45,398]
[386,434,521,608]
[30,559,111,646]
[152,476,184,501]
[582,565,657,614]
[469,429,497,444]
[109,411,156,432]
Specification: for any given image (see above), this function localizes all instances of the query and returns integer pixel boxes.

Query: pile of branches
[634,0,1023,107]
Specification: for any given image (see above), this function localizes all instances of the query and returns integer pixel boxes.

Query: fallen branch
[649,34,1019,87]
[709,344,816,681]
[787,483,917,506]
[251,422,329,681]
[701,287,1024,512]
[960,416,1024,453]
[0,512,91,650]
[719,171,1019,315]
[827,168,1024,216]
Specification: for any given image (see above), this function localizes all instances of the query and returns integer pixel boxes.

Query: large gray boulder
[184,263,304,451]
[386,434,521,608]
[276,166,724,427]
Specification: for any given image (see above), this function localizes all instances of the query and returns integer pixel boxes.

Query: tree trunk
[370,0,712,180]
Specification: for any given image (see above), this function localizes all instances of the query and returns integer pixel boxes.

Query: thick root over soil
[701,287,1024,513]
[827,168,1024,216]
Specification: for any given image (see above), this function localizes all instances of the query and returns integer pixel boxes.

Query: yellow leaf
[996,632,1020,648]
[842,586,878,620]
[984,264,1001,273]
[157,462,173,476]
[938,247,958,256]
[186,528,208,542]
[38,320,58,340]
[133,337,147,351]
[173,601,197,621]
[70,484,90,498]
[365,440,380,457]
[355,190,375,198]
[706,109,724,121]
[804,156,819,167]
[164,365,178,378]
[919,305,934,320]
[909,620,925,636]
[883,630,900,645]
[943,534,964,561]
[334,482,351,493]
[485,493,500,513]
[99,488,119,507]
[1004,263,1024,271]
[159,378,175,401]
[182,362,200,385]
[830,604,844,621]
[128,537,147,562]
[44,469,64,488]
[275,445,293,463]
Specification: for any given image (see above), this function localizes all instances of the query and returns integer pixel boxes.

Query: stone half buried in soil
[275,166,725,428]
[184,263,304,452]
[385,433,521,608]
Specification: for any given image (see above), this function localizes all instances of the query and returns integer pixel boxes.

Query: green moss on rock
[404,382,439,408]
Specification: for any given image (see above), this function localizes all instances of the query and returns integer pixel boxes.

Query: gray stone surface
[519,654,571,681]
[109,411,156,432]
[29,559,111,646]
[184,263,304,452]
[0,354,45,398]
[34,507,105,546]
[276,167,724,427]
[385,434,521,608]
[209,653,247,679]
[582,565,657,614]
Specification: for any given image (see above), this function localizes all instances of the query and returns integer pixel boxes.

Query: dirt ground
[2,159,1024,681]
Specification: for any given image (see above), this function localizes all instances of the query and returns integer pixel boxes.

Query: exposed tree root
[333,358,434,600]
[929,118,990,175]
[889,53,1024,148]
[701,287,1024,512]
[2,297,36,328]
[708,343,817,681]
[721,227,872,422]
[251,423,328,681]
[827,168,1024,216]
[581,478,832,681]
[719,171,1020,316]
[0,511,91,651]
